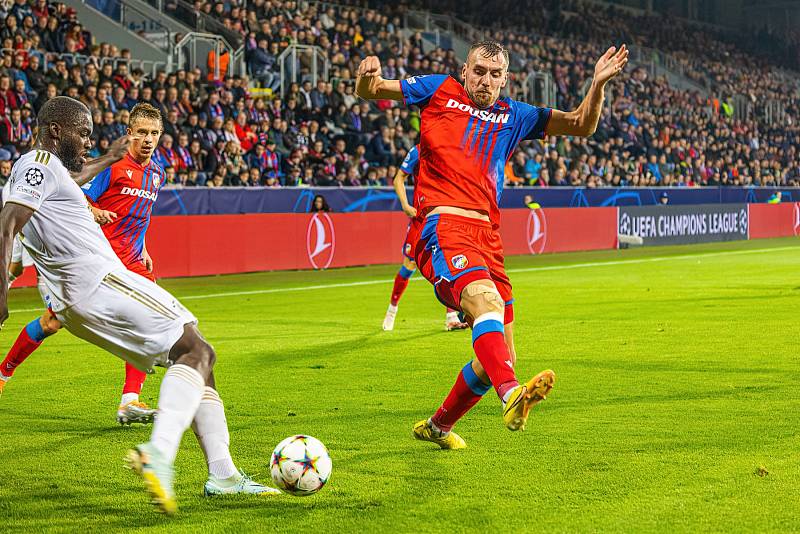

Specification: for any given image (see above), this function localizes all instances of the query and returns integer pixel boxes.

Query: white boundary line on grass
[8,244,799,314]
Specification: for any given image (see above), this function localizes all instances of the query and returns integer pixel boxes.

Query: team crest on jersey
[152,174,161,188]
[24,168,44,186]
[126,169,133,179]
[451,254,468,270]
[404,243,412,256]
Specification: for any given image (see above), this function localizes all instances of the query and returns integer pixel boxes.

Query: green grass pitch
[1,237,799,532]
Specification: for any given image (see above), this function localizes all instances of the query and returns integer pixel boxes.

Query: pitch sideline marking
[7,245,798,314]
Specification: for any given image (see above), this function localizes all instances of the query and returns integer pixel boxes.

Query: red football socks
[431,363,490,432]
[472,313,519,399]
[390,272,412,306]
[122,362,147,395]
[0,324,44,377]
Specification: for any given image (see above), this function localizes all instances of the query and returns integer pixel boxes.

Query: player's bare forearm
[355,75,403,100]
[579,80,606,135]
[355,56,403,100]
[393,172,408,206]
[0,203,34,324]
[547,44,627,137]
[72,153,117,186]
[393,171,416,217]
[547,80,606,137]
[72,135,131,186]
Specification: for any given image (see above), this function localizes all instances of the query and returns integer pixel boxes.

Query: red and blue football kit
[82,153,165,281]
[400,74,551,313]
[400,145,422,261]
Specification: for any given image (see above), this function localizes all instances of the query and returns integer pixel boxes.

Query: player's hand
[357,56,382,79]
[356,56,384,98]
[403,205,417,218]
[142,249,153,272]
[108,135,131,160]
[593,44,628,85]
[91,206,118,225]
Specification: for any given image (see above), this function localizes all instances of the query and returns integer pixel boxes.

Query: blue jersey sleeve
[400,74,448,107]
[515,102,552,140]
[400,146,419,176]
[82,167,112,202]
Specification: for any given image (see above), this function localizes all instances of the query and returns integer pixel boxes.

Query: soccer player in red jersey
[357,40,628,448]
[0,103,167,425]
[383,144,468,332]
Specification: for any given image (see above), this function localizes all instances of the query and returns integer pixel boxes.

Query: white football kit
[2,149,196,371]
[11,235,33,267]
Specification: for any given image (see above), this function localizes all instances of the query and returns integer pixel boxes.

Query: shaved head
[37,96,90,132]
[36,96,93,173]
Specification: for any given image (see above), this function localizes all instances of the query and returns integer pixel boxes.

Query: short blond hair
[129,102,163,129]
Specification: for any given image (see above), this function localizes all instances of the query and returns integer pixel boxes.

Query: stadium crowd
[0,0,798,189]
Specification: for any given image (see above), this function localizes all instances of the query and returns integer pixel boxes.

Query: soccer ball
[270,435,332,496]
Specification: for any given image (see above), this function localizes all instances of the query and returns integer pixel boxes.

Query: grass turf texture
[1,237,799,532]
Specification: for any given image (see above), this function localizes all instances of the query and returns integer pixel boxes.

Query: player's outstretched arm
[0,203,35,327]
[71,135,131,186]
[355,56,403,101]
[547,44,628,137]
[392,169,417,218]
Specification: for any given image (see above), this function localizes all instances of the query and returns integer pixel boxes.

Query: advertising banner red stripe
[9,205,793,288]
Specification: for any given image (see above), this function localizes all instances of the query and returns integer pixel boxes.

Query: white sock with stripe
[191,387,238,480]
[150,364,205,464]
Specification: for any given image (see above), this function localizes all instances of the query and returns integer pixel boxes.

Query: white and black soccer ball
[24,168,44,186]
[270,435,332,496]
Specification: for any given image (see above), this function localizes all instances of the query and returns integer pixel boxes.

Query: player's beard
[60,137,85,173]
[469,87,495,109]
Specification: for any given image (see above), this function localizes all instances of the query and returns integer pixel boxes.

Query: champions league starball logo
[618,212,632,235]
[738,208,748,236]
[526,208,548,255]
[306,213,335,270]
[152,174,161,188]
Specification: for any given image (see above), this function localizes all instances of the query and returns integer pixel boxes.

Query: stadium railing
[145,0,243,49]
[6,48,169,78]
[173,32,247,78]
[84,0,176,54]
[277,44,330,96]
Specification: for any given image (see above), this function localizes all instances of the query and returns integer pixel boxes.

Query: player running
[357,40,627,448]
[0,97,278,515]
[0,103,167,426]
[383,144,468,332]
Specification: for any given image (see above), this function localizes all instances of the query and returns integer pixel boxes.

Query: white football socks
[191,386,238,480]
[150,364,204,464]
[428,418,449,437]
[501,387,516,405]
[120,392,139,406]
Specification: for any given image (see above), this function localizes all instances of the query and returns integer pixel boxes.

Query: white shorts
[11,236,34,267]
[57,268,197,373]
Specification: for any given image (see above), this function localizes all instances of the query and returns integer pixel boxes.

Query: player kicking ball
[357,40,627,447]
[0,97,278,515]
[383,144,468,332]
[0,103,169,426]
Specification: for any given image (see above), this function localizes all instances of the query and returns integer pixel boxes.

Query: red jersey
[82,153,165,268]
[400,75,551,226]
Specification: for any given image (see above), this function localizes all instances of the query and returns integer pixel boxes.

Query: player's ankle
[428,418,450,437]
[120,392,140,405]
